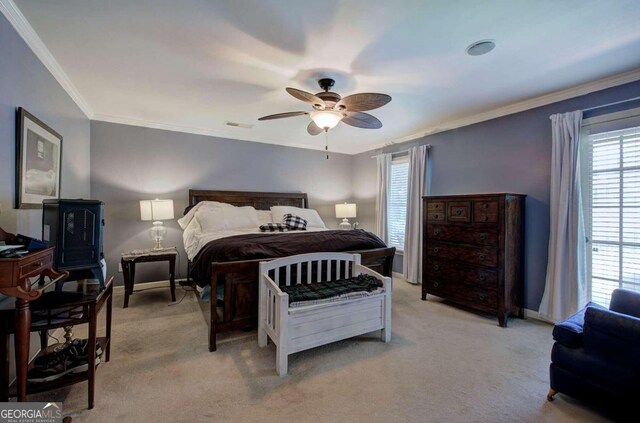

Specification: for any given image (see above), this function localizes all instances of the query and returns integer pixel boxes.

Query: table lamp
[140,199,174,249]
[335,203,357,230]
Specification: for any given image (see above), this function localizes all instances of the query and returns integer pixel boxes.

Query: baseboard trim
[523,308,553,324]
[112,279,188,291]
[397,275,551,325]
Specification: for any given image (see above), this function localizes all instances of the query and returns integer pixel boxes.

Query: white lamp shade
[310,111,343,130]
[335,203,357,219]
[140,199,174,221]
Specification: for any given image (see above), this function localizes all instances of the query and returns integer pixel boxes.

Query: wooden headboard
[188,189,308,210]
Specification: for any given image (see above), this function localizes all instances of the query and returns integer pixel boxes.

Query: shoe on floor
[29,339,102,383]
[28,356,101,383]
[35,339,102,370]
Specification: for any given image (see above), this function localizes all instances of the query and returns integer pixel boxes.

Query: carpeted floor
[33,278,614,422]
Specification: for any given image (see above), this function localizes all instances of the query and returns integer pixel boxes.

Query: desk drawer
[18,254,52,279]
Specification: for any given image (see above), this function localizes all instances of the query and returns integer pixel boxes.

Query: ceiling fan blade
[342,112,383,129]
[258,111,308,121]
[335,93,391,112]
[286,88,326,109]
[307,121,323,136]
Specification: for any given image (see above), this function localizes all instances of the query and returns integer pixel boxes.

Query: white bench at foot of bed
[258,252,392,376]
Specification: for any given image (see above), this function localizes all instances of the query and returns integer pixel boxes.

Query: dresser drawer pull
[480,216,488,222]
[482,203,489,209]
[478,253,486,261]
[433,281,440,288]
[434,204,440,209]
[479,233,488,241]
[479,292,487,301]
[433,247,440,254]
[478,273,486,281]
[433,264,440,271]
[455,209,462,215]
[433,229,441,236]
[433,214,439,219]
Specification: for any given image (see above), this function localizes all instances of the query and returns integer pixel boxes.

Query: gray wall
[0,14,91,237]
[352,80,640,311]
[90,121,354,286]
[0,13,91,380]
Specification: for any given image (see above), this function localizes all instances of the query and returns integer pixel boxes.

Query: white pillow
[270,206,326,229]
[178,201,235,229]
[197,206,259,233]
[199,201,236,209]
[256,210,273,225]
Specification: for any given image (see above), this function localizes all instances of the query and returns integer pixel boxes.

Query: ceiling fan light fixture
[310,110,343,130]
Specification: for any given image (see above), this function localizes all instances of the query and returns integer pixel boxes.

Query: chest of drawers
[421,194,525,327]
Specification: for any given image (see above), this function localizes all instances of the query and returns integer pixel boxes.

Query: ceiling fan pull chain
[325,130,329,160]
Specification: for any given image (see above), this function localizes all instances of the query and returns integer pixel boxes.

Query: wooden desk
[0,247,67,402]
[0,277,113,408]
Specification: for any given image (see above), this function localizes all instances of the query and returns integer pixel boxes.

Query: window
[583,109,640,306]
[388,155,409,250]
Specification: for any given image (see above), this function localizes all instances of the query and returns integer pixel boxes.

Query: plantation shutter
[583,109,640,305]
[388,156,409,250]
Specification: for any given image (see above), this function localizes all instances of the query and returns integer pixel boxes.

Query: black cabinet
[43,199,105,288]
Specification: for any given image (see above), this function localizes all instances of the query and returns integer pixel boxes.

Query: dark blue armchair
[548,289,640,410]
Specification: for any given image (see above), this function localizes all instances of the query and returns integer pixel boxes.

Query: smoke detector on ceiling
[466,39,496,56]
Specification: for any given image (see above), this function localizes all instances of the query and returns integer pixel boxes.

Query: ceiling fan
[258,78,391,135]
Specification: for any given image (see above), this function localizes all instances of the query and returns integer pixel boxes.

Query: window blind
[388,157,409,250]
[584,123,640,306]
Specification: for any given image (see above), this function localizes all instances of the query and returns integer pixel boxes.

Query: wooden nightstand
[120,247,177,308]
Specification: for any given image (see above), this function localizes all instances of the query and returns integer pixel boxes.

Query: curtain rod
[582,96,640,113]
[370,144,431,159]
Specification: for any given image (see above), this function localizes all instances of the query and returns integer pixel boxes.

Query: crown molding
[3,0,638,154]
[387,68,640,148]
[0,0,93,118]
[96,69,640,155]
[92,113,252,140]
[91,113,357,154]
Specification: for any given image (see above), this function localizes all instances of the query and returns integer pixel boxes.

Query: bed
[184,189,396,351]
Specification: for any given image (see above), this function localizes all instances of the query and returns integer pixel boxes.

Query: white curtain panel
[539,111,588,322]
[403,145,429,284]
[375,153,392,243]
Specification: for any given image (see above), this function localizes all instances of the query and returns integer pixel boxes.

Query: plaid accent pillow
[259,223,289,232]
[283,214,307,230]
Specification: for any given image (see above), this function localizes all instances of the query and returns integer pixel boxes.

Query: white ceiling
[11,0,640,154]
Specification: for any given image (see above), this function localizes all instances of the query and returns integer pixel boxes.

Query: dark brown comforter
[190,229,386,287]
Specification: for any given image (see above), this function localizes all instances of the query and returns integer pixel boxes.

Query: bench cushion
[281,274,383,308]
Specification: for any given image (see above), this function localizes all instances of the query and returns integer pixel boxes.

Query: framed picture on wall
[15,107,63,209]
